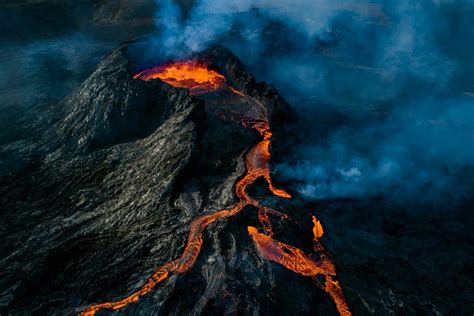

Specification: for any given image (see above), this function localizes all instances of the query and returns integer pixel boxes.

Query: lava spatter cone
[76,46,351,316]
[0,38,349,314]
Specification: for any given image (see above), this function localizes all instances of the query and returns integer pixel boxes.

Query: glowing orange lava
[247,217,351,316]
[312,215,324,240]
[78,61,350,315]
[134,60,242,96]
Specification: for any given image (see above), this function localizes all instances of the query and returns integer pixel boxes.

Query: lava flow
[78,61,350,315]
[247,217,351,316]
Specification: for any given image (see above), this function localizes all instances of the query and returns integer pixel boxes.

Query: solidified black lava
[1,39,473,316]
[0,41,328,315]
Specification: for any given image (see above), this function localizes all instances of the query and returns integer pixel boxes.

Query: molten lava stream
[78,122,290,315]
[247,217,351,316]
[77,61,350,315]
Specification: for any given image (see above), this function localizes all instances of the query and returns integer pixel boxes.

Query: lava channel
[78,60,351,316]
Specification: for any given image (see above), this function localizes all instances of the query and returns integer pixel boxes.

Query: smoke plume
[142,0,474,209]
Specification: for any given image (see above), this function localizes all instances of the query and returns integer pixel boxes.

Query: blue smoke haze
[143,0,474,209]
[2,1,472,209]
[276,97,474,208]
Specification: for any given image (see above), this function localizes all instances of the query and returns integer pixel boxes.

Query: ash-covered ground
[1,1,473,315]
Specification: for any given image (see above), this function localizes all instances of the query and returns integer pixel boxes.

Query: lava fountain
[78,60,351,316]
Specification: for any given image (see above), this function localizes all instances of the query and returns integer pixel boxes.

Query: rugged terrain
[0,41,343,315]
[2,1,474,315]
[1,36,473,315]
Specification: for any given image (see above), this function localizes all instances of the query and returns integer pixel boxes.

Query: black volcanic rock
[2,39,472,316]
[57,42,201,151]
[0,42,206,313]
[0,41,320,315]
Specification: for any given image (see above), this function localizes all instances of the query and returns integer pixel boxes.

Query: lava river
[78,60,351,316]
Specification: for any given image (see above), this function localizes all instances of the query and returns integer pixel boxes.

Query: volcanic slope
[0,42,349,315]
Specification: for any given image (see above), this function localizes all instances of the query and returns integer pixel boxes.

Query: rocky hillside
[0,41,336,315]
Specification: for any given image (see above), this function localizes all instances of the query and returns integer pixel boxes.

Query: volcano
[77,48,350,316]
[0,41,350,315]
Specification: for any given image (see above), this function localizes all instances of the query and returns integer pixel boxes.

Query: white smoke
[147,0,474,209]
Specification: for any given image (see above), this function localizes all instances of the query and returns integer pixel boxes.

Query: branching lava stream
[78,61,351,315]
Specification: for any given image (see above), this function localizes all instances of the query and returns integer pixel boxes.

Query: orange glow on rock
[78,60,350,316]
